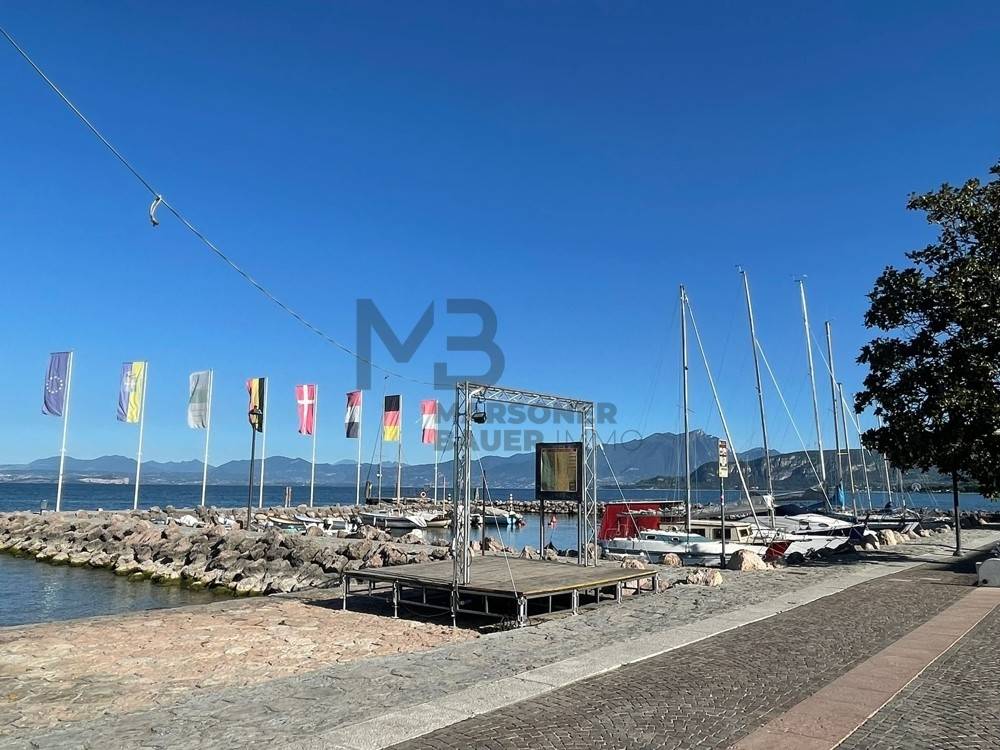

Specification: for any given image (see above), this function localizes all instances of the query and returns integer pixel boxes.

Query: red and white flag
[296,384,318,436]
[420,399,437,445]
[345,390,362,438]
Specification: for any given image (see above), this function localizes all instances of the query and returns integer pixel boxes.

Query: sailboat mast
[680,285,691,538]
[740,269,775,525]
[838,382,858,517]
[876,413,893,507]
[798,280,827,486]
[825,322,844,493]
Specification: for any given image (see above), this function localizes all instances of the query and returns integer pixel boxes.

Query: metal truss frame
[452,381,598,586]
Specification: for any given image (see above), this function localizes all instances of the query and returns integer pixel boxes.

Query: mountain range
[1,431,766,488]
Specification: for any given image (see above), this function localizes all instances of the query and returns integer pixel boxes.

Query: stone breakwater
[0,511,448,596]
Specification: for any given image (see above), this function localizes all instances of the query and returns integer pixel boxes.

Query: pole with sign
[718,439,729,568]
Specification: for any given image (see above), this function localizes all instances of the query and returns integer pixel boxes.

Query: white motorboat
[471,506,523,526]
[602,527,771,562]
[360,511,428,529]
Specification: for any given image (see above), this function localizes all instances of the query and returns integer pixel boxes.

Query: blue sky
[2,2,999,467]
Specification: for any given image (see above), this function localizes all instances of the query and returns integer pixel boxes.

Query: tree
[855,160,1000,555]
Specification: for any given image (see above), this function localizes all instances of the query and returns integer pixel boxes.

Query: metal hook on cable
[148,194,163,227]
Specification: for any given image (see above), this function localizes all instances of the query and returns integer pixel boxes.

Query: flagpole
[258,378,268,509]
[246,423,257,529]
[55,351,74,513]
[200,370,213,507]
[395,396,403,501]
[132,363,148,511]
[309,386,318,507]
[378,399,385,502]
[355,395,363,507]
[431,400,439,503]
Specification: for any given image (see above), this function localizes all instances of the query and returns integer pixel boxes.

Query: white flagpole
[432,403,438,503]
[55,351,74,513]
[132,363,148,511]
[200,370,213,507]
[378,398,384,502]
[354,395,363,507]
[258,377,268,508]
[309,386,318,507]
[395,396,403,501]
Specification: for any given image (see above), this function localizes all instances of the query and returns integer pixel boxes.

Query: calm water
[0,553,223,627]
[0,483,991,627]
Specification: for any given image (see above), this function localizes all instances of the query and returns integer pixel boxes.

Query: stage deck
[342,557,659,626]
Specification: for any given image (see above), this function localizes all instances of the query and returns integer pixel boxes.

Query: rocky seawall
[0,511,448,596]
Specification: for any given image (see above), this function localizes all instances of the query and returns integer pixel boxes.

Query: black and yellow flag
[246,377,266,432]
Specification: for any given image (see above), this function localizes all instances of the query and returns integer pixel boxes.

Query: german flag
[247,377,266,432]
[383,394,401,442]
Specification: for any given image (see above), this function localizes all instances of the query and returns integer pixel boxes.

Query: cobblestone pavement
[390,555,981,750]
[1,532,991,749]
[840,606,1000,750]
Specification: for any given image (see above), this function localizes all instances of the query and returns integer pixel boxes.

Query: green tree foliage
[856,161,1000,497]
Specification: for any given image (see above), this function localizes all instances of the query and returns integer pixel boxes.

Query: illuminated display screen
[535,442,583,502]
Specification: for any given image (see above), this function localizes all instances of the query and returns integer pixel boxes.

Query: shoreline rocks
[0,511,448,596]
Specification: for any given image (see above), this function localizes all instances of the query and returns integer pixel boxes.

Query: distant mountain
[636,449,957,492]
[1,432,752,488]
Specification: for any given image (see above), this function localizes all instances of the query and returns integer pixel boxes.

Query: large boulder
[383,546,408,566]
[726,549,768,572]
[685,569,723,587]
[660,553,683,568]
[877,529,900,546]
[620,557,647,570]
[346,540,376,562]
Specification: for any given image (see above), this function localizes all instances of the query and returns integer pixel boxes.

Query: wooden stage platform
[342,557,659,627]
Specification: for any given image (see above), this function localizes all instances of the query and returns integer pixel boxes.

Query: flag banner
[187,370,212,429]
[420,399,437,444]
[296,384,318,436]
[383,394,401,442]
[117,362,147,423]
[247,377,266,432]
[345,390,362,438]
[42,352,70,417]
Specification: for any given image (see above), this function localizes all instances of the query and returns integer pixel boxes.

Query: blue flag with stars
[42,352,70,417]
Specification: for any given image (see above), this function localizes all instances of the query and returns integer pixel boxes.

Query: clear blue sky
[2,2,999,467]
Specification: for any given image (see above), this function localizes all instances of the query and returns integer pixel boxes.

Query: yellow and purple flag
[247,377,266,433]
[117,362,147,423]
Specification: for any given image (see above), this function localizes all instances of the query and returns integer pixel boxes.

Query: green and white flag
[187,371,212,429]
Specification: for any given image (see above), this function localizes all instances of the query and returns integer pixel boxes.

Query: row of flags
[43,353,441,444]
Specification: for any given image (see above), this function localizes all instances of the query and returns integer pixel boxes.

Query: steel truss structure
[452,381,598,587]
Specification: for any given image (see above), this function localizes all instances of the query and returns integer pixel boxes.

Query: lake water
[0,483,992,627]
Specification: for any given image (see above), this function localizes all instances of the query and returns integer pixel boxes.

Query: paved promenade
[390,552,999,750]
[2,530,998,749]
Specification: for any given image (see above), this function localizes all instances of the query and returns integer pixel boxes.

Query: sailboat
[729,272,864,549]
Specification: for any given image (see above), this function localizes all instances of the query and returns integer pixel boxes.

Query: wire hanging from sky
[0,25,434,387]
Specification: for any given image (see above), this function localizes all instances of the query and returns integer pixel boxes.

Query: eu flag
[42,352,70,417]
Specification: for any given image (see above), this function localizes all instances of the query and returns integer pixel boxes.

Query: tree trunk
[951,470,961,556]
